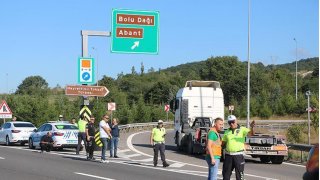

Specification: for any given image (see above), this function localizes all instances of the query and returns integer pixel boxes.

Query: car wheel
[6,136,11,146]
[29,138,35,149]
[271,156,284,164]
[260,156,271,163]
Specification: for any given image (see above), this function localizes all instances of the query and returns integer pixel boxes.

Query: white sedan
[29,122,80,150]
[0,121,37,146]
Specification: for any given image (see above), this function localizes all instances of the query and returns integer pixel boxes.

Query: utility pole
[306,90,311,145]
[294,38,298,101]
[246,0,251,128]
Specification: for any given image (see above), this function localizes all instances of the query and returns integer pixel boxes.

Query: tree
[140,62,145,75]
[15,76,49,96]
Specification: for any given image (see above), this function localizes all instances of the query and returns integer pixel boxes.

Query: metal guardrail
[286,143,313,163]
[118,121,174,133]
[287,143,313,151]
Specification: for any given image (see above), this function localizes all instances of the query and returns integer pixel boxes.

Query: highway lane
[129,130,306,180]
[0,145,206,180]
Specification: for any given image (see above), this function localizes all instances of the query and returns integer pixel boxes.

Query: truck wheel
[187,135,193,154]
[176,132,183,151]
[260,156,271,163]
[271,156,284,164]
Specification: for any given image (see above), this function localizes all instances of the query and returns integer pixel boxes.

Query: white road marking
[282,162,305,167]
[0,156,5,159]
[135,158,153,162]
[169,162,185,168]
[123,153,141,158]
[117,149,131,153]
[74,172,116,180]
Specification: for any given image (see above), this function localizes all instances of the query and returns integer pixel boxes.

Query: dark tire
[271,156,284,164]
[176,132,183,151]
[6,136,11,146]
[260,156,271,163]
[28,138,35,149]
[57,147,64,151]
[187,135,193,154]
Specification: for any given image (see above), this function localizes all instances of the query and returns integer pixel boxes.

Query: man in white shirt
[99,114,112,163]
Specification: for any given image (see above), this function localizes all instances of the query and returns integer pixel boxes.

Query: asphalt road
[130,130,306,180]
[0,129,305,180]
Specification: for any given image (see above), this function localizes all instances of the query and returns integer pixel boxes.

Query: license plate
[67,140,77,144]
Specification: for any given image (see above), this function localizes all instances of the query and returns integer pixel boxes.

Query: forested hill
[1,56,318,126]
[273,57,319,72]
[164,57,319,74]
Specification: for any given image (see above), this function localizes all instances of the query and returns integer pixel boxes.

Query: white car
[29,122,80,150]
[0,121,37,146]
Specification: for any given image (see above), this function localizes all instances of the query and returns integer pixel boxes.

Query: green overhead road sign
[111,9,159,54]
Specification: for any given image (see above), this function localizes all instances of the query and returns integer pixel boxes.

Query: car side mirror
[33,129,37,132]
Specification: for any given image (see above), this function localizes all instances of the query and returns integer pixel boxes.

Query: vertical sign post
[108,102,116,121]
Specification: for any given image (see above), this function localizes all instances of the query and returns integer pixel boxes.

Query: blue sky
[0,0,318,93]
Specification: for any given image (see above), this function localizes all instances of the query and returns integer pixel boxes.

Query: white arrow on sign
[131,41,140,50]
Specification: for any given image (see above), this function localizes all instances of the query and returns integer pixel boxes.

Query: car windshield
[13,123,35,128]
[55,125,78,130]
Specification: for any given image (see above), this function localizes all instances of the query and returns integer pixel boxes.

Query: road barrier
[287,143,313,163]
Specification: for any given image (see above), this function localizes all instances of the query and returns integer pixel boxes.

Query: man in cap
[150,120,169,167]
[58,115,64,121]
[222,115,255,180]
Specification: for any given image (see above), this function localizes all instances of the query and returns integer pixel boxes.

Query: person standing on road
[40,132,54,153]
[12,116,17,121]
[222,115,255,180]
[99,114,112,163]
[150,120,170,168]
[206,117,224,180]
[76,115,88,155]
[86,117,96,160]
[110,118,120,158]
[70,118,78,128]
[58,115,64,121]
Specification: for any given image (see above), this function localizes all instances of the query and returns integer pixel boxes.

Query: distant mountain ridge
[163,57,319,74]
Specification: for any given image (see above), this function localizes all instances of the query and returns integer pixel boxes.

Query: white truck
[171,80,224,154]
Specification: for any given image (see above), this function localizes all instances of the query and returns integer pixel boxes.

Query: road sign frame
[78,57,95,85]
[111,9,159,54]
[108,102,116,111]
[0,100,13,119]
[65,85,109,97]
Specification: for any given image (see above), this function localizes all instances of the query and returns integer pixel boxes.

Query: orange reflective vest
[206,128,222,156]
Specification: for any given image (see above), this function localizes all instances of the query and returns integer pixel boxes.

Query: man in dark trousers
[76,115,88,155]
[86,117,96,160]
[222,115,255,180]
[150,120,169,167]
[40,132,54,153]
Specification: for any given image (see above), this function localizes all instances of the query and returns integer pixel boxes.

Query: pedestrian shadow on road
[133,143,205,160]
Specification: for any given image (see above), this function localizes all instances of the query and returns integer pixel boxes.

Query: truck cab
[172,80,224,154]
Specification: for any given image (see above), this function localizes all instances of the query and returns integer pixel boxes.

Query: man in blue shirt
[110,118,120,158]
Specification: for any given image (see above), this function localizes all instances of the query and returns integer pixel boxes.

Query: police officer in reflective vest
[206,117,224,180]
[150,120,169,167]
[222,115,255,180]
[76,115,88,155]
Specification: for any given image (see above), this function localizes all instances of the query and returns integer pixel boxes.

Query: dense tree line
[0,56,318,126]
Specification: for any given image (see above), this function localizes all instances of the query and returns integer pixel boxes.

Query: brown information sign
[65,85,109,97]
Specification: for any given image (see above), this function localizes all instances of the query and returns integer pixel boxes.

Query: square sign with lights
[78,58,95,84]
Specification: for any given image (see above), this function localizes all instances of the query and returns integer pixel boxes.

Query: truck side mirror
[170,99,175,113]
